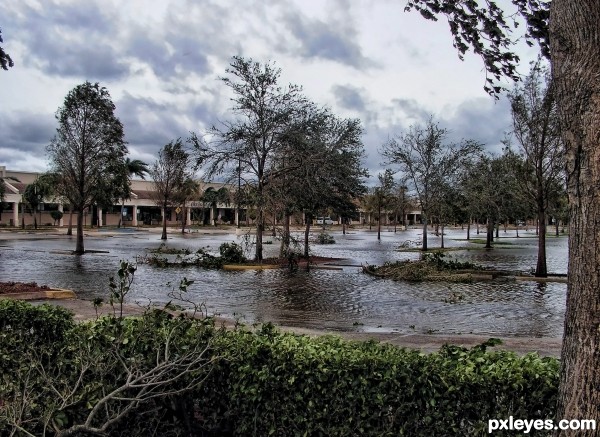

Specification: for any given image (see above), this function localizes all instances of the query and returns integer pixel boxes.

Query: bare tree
[190,56,307,262]
[382,118,480,251]
[509,63,564,277]
[373,169,395,241]
[150,139,193,240]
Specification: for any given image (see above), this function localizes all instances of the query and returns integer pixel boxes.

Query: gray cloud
[284,13,370,68]
[332,85,367,111]
[2,1,128,80]
[441,98,512,154]
[0,111,55,155]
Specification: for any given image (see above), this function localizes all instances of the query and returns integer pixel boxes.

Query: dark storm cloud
[441,98,512,154]
[332,85,367,111]
[114,93,218,159]
[2,1,129,80]
[357,96,513,184]
[0,111,55,155]
[284,13,370,68]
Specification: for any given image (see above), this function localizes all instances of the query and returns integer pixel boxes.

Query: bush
[0,303,559,436]
[197,327,559,436]
[316,232,335,244]
[219,241,246,263]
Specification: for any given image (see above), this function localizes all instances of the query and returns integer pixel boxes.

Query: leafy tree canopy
[405,0,550,94]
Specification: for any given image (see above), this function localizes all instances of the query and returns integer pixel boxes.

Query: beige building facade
[0,166,240,228]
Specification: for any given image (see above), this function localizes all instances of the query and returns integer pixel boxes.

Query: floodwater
[0,227,568,338]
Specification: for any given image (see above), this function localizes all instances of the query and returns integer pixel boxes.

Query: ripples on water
[0,228,567,337]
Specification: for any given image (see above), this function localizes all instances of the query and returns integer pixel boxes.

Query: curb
[0,288,77,301]
[222,264,281,271]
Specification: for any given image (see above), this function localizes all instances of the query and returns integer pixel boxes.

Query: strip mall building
[1,166,422,228]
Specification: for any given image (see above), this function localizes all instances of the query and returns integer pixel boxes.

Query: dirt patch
[0,281,51,295]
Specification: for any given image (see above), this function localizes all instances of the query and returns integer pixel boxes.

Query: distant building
[0,166,240,228]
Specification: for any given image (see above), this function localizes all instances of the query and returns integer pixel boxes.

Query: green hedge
[0,301,559,436]
[200,325,558,436]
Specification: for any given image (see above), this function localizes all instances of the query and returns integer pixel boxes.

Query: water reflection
[0,228,567,337]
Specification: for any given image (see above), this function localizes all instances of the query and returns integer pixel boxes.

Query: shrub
[0,303,559,436]
[196,327,559,436]
[219,241,246,263]
[316,232,335,244]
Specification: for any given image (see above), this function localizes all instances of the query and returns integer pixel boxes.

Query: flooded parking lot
[0,227,568,338]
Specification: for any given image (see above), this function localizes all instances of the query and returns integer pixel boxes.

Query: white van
[316,217,334,225]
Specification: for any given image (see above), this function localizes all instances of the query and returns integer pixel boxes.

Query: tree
[50,210,63,226]
[373,169,395,241]
[117,158,150,228]
[463,152,522,248]
[47,82,128,254]
[22,177,53,230]
[174,177,200,234]
[201,187,229,226]
[509,63,564,277]
[150,140,193,240]
[191,56,307,262]
[406,0,600,431]
[0,28,13,71]
[382,118,480,251]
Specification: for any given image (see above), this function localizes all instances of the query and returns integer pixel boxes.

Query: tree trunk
[535,208,548,277]
[21,202,25,229]
[118,201,124,228]
[495,222,499,239]
[476,220,479,235]
[394,213,397,233]
[467,220,471,241]
[181,206,186,234]
[303,220,311,258]
[421,213,428,251]
[555,218,559,236]
[161,205,168,240]
[255,198,264,262]
[377,205,382,241]
[485,218,493,249]
[67,208,73,235]
[440,222,444,249]
[551,2,600,433]
[342,218,346,235]
[75,207,85,254]
[279,213,290,258]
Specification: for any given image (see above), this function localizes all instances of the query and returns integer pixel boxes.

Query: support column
[186,206,191,226]
[210,208,214,225]
[235,209,239,227]
[12,202,18,227]
[98,207,103,227]
[58,204,64,227]
[132,205,138,226]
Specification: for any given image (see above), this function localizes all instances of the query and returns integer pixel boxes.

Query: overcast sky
[0,0,541,181]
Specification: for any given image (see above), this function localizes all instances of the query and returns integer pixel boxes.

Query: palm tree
[202,187,230,226]
[174,177,200,233]
[118,158,149,228]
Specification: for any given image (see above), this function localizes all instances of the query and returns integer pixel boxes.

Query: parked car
[316,217,334,225]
